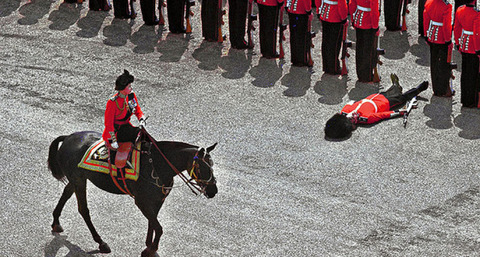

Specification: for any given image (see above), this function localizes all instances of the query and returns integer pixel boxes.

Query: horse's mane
[155,141,198,151]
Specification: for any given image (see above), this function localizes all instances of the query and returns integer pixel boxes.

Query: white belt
[430,21,443,26]
[324,0,338,5]
[357,5,371,12]
[462,29,474,35]
[349,98,378,114]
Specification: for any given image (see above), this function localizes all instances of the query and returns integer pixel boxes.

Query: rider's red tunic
[102,93,144,143]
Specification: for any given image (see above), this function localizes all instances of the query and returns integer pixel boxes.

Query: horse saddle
[77,139,141,181]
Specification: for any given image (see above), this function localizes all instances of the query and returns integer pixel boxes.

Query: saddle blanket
[77,139,141,181]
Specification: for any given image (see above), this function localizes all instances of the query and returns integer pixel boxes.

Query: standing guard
[454,1,480,107]
[167,0,187,33]
[287,0,313,66]
[112,0,134,19]
[316,0,348,74]
[229,0,249,49]
[201,0,224,41]
[384,0,407,31]
[349,0,380,82]
[257,0,284,58]
[418,0,427,36]
[140,0,159,25]
[424,0,454,97]
[89,0,111,11]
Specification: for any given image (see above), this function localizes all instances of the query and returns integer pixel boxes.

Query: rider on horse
[102,69,146,170]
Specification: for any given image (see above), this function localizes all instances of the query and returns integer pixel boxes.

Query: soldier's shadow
[410,36,430,66]
[0,0,21,18]
[281,66,313,97]
[454,107,480,140]
[423,96,454,130]
[249,58,283,88]
[76,10,109,38]
[17,0,55,25]
[130,25,162,54]
[157,32,189,62]
[103,18,132,47]
[48,2,82,31]
[218,48,252,79]
[348,81,380,101]
[44,233,96,257]
[314,73,348,105]
[381,30,410,60]
[192,40,223,70]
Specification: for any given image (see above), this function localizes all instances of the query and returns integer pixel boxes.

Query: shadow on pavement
[18,0,55,25]
[157,32,188,62]
[103,18,132,46]
[44,233,96,257]
[76,9,109,38]
[249,57,283,88]
[48,2,82,31]
[0,0,21,17]
[219,49,252,80]
[423,96,454,130]
[381,30,410,60]
[281,66,312,97]
[130,24,161,54]
[454,107,480,140]
[192,40,223,70]
[314,73,348,105]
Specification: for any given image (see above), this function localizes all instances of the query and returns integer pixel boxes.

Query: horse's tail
[48,135,67,181]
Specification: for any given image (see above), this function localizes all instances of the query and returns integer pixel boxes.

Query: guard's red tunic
[316,0,348,23]
[454,5,479,54]
[423,0,452,44]
[348,0,380,29]
[340,94,394,124]
[102,93,144,142]
[286,0,312,14]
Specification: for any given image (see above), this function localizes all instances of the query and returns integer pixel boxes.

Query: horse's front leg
[136,199,164,257]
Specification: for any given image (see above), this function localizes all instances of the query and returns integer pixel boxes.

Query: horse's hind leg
[74,182,111,253]
[52,183,74,233]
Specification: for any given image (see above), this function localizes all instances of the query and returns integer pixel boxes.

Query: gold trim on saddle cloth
[77,139,141,181]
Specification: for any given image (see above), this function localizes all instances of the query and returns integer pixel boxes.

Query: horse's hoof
[51,224,64,233]
[99,242,111,253]
[141,248,156,257]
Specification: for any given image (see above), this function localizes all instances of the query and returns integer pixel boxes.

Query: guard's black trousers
[460,53,480,108]
[228,0,248,47]
[167,0,186,33]
[288,12,309,66]
[258,4,280,58]
[355,28,377,82]
[418,0,426,36]
[140,0,157,25]
[201,0,221,41]
[384,0,403,31]
[321,20,343,74]
[113,0,130,18]
[429,42,451,96]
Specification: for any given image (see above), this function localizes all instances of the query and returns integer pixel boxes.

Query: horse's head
[189,143,218,198]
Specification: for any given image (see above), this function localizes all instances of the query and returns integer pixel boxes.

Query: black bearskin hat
[324,113,355,139]
[115,69,134,90]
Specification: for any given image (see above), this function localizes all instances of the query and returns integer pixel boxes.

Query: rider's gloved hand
[111,141,119,150]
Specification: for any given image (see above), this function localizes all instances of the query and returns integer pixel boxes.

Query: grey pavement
[1,0,480,256]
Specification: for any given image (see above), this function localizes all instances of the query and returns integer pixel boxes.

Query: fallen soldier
[324,74,429,139]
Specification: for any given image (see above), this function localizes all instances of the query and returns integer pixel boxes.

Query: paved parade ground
[1,0,480,256]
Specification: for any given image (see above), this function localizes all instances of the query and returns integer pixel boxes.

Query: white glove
[139,118,146,129]
[111,141,119,150]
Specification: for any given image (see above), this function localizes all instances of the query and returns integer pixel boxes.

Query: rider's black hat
[115,69,134,90]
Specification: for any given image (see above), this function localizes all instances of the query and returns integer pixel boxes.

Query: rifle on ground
[341,20,352,75]
[401,0,410,31]
[279,3,287,58]
[306,12,315,67]
[185,0,195,33]
[130,0,136,19]
[372,30,385,82]
[247,0,257,49]
[403,96,418,128]
[158,0,166,25]
[218,0,226,42]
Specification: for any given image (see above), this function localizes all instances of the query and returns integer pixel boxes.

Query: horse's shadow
[44,233,95,257]
[130,24,162,54]
[423,96,454,130]
[0,0,21,18]
[281,66,313,97]
[48,2,82,31]
[192,40,223,70]
[218,49,253,79]
[76,10,109,38]
[157,32,189,62]
[17,0,55,25]
[103,18,133,47]
[248,58,283,88]
[454,107,480,140]
[381,30,410,60]
[314,73,348,105]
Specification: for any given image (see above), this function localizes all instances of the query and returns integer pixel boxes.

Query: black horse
[47,131,218,257]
